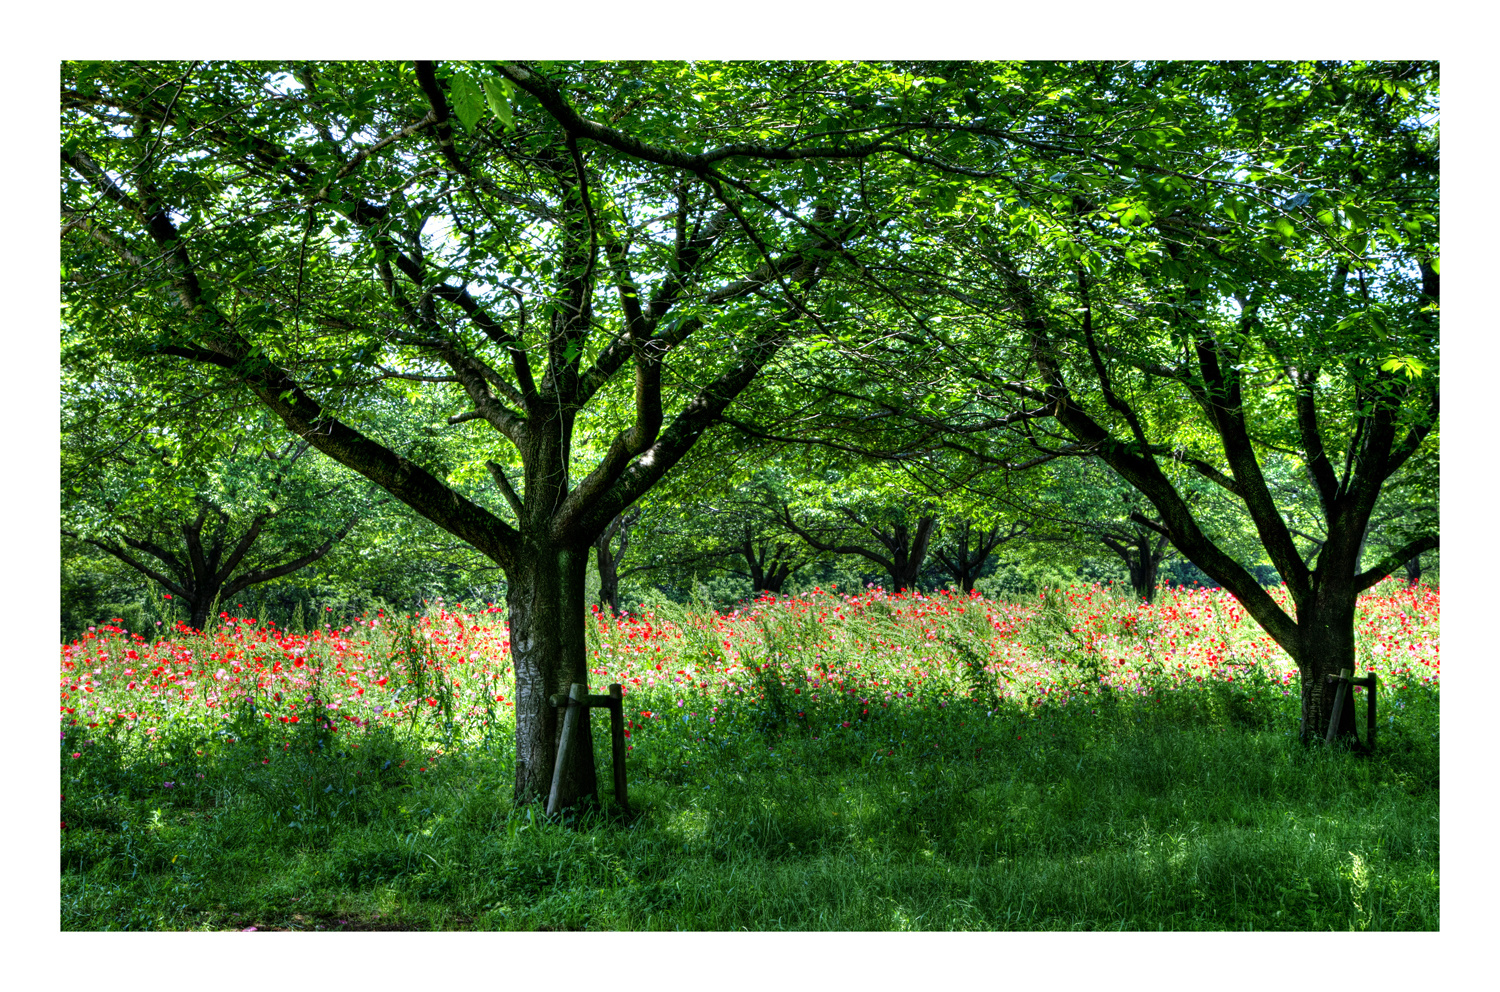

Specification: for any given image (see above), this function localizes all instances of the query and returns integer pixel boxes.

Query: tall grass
[59,581,1439,930]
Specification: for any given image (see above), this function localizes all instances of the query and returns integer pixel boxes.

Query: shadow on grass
[61,681,1439,931]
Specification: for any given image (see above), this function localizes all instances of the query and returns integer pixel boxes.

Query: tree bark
[1295,581,1362,746]
[188,593,218,631]
[507,540,599,807]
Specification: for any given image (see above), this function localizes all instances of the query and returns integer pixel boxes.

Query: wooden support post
[1323,671,1377,753]
[543,683,630,815]
[546,683,586,817]
[1325,668,1352,744]
[609,683,628,813]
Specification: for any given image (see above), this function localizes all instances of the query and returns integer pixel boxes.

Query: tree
[875,61,1440,743]
[65,489,359,632]
[657,465,818,597]
[1005,459,1192,602]
[727,523,806,596]
[60,60,982,807]
[930,518,1027,594]
[592,508,638,615]
[778,491,938,593]
[61,366,369,630]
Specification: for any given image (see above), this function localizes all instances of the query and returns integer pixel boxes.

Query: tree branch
[1354,534,1438,593]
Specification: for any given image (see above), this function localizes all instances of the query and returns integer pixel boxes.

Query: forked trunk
[507,542,599,807]
[888,517,937,592]
[758,566,791,595]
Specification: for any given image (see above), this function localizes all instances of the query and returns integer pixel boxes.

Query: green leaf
[1380,355,1426,379]
[482,78,513,131]
[449,76,485,132]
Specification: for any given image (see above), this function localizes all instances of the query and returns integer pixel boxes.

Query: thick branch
[1354,534,1438,593]
[222,516,361,598]
[413,60,467,176]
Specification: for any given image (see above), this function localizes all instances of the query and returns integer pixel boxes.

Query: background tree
[592,507,638,615]
[774,465,940,593]
[61,365,372,630]
[880,61,1439,742]
[930,518,1028,594]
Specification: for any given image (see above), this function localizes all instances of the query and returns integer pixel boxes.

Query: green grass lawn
[59,584,1439,931]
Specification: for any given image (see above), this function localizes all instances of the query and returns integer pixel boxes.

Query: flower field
[60,578,1439,773]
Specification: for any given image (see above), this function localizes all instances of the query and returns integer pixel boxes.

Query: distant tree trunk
[1404,552,1422,587]
[63,502,357,633]
[1128,550,1157,603]
[1099,525,1174,604]
[737,526,798,595]
[886,516,938,592]
[593,509,637,615]
[933,519,1026,593]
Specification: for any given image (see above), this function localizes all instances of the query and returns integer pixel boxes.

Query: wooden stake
[546,683,585,817]
[1324,671,1377,753]
[1325,668,1352,744]
[609,683,628,813]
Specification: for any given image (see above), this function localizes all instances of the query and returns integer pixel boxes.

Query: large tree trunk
[1404,553,1422,587]
[506,542,599,808]
[1295,584,1362,746]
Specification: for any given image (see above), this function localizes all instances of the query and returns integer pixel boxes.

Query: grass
[58,580,1440,931]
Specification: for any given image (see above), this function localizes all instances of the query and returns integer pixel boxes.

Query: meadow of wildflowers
[60,579,1440,931]
[60,579,1439,761]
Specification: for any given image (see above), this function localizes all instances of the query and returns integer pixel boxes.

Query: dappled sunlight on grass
[60,580,1439,931]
